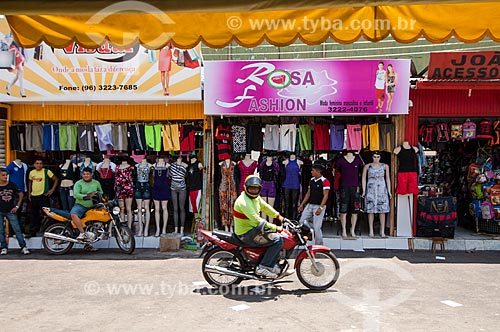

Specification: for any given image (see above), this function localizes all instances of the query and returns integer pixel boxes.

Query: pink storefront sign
[204,59,410,115]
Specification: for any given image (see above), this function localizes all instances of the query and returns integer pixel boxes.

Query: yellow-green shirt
[233,192,279,236]
[29,169,54,196]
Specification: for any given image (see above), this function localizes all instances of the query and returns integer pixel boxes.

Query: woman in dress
[385,64,398,113]
[158,42,173,96]
[361,151,391,238]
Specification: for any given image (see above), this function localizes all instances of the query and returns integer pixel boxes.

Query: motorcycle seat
[47,208,71,220]
[212,230,249,247]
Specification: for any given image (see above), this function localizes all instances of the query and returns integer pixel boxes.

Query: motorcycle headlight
[112,206,121,215]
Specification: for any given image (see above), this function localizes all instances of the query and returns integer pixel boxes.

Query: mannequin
[393,141,420,195]
[237,154,258,194]
[6,158,29,193]
[152,157,170,236]
[135,157,152,236]
[58,159,78,211]
[282,153,303,220]
[114,159,134,228]
[187,155,203,214]
[219,158,237,232]
[169,156,188,234]
[361,152,391,237]
[259,156,279,221]
[78,156,96,177]
[96,156,117,200]
[336,151,365,238]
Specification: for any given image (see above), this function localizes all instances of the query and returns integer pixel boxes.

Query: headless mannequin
[171,157,188,234]
[153,157,170,236]
[59,159,76,211]
[340,152,358,238]
[393,141,419,156]
[187,156,204,214]
[260,156,277,221]
[219,158,236,233]
[242,154,254,167]
[361,154,392,237]
[135,158,152,236]
[282,153,303,220]
[78,157,96,176]
[118,160,134,229]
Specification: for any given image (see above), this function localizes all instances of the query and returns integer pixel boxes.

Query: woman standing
[361,151,391,238]
[385,64,398,113]
[158,42,173,96]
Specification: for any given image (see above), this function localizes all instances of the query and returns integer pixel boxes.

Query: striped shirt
[169,163,187,190]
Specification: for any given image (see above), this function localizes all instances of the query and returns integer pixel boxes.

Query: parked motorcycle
[41,193,135,254]
[200,219,340,290]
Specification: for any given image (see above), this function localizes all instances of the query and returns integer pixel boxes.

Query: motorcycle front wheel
[202,248,244,288]
[296,250,340,290]
[114,225,135,254]
[42,223,74,255]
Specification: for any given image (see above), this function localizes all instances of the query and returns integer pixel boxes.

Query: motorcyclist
[72,167,103,251]
[233,174,288,278]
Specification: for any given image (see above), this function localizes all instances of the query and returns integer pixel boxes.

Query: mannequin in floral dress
[219,159,237,232]
[114,160,135,228]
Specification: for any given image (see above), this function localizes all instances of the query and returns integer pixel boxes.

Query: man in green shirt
[233,175,286,278]
[71,168,103,246]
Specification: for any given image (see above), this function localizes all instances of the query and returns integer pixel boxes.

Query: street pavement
[0,248,499,332]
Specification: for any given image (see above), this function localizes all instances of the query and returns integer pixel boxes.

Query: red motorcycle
[200,219,340,290]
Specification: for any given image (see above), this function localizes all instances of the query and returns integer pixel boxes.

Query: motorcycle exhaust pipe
[43,232,80,243]
[204,264,259,280]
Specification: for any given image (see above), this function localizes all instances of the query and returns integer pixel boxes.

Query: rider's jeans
[0,212,27,249]
[238,226,283,269]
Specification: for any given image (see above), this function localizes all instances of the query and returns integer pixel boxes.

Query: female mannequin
[361,151,391,237]
[114,159,134,228]
[58,159,78,211]
[78,156,96,177]
[96,156,117,200]
[152,157,170,236]
[135,157,152,236]
[336,151,364,238]
[259,155,279,221]
[169,156,188,234]
[393,141,419,195]
[282,153,303,219]
[187,155,203,214]
[237,154,257,194]
[219,158,237,232]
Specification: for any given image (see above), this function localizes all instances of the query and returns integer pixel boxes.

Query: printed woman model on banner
[158,42,173,96]
[6,41,26,98]
[385,64,398,113]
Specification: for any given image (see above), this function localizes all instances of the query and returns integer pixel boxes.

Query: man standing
[0,168,30,255]
[298,163,330,245]
[71,167,103,251]
[28,159,59,237]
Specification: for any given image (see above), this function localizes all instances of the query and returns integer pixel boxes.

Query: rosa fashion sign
[204,59,410,115]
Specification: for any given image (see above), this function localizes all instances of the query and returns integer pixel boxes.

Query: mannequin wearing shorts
[259,156,279,222]
[135,158,152,236]
[393,142,419,195]
[336,151,364,238]
[152,157,170,236]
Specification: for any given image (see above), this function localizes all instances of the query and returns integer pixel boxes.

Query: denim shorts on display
[134,182,151,199]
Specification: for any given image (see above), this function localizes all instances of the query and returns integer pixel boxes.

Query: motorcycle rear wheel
[296,250,340,290]
[202,248,244,288]
[42,223,74,255]
[114,226,135,254]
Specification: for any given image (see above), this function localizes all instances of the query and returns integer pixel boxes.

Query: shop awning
[5,1,500,49]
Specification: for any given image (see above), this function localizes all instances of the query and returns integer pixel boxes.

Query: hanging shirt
[112,123,128,151]
[298,124,312,151]
[263,125,280,151]
[59,124,78,151]
[95,124,114,151]
[314,124,329,151]
[232,125,247,153]
[128,123,146,151]
[346,124,362,151]
[279,124,297,152]
[180,124,195,152]
[162,123,180,151]
[330,124,345,151]
[26,123,43,152]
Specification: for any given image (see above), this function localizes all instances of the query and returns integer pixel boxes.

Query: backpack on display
[476,119,493,140]
[462,119,476,140]
[489,184,500,205]
[450,122,463,141]
[435,122,450,142]
[419,123,436,144]
[469,200,482,218]
[481,200,494,220]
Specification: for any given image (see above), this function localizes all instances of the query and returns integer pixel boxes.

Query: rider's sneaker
[21,247,30,255]
[84,244,98,252]
[1,248,7,255]
[77,233,89,241]
[272,264,281,274]
[255,265,278,278]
